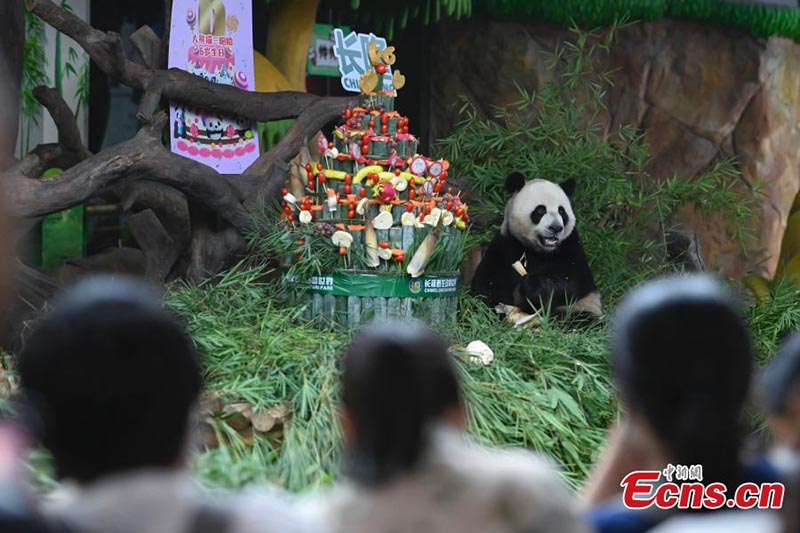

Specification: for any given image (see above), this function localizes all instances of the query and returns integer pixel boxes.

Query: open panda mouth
[538,235,560,249]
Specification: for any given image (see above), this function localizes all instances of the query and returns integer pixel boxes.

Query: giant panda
[471,171,601,319]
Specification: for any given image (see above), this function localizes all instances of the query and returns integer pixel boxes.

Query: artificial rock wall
[429,18,800,280]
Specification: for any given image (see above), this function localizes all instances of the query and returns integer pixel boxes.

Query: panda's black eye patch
[558,206,570,226]
[531,205,547,224]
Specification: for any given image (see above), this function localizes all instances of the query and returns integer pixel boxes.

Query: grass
[172,264,800,493]
[166,265,615,491]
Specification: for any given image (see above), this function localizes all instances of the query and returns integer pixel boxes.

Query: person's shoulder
[648,510,783,533]
[459,441,564,487]
[227,486,325,533]
[742,453,783,485]
[587,502,658,533]
[451,440,589,532]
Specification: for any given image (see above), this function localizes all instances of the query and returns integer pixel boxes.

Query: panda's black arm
[470,233,524,307]
[518,275,573,313]
[564,230,598,296]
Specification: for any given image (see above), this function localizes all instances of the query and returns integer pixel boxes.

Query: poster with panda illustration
[168,0,259,174]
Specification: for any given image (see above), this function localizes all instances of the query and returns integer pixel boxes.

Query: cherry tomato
[280,200,287,208]
[408,188,416,200]
[359,187,367,198]
[316,163,323,171]
[345,108,352,119]
[348,209,355,219]
[381,115,388,125]
[381,125,388,134]
[463,214,470,223]
[318,172,326,184]
[281,187,289,195]
[406,203,414,213]
[344,173,352,184]
[394,168,402,176]
[379,241,390,249]
[446,201,453,210]
[369,119,375,128]
[376,63,387,75]
[344,185,352,195]
[328,141,334,149]
[305,163,312,172]
[395,254,405,262]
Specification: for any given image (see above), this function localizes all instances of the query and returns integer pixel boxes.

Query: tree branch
[8,87,91,179]
[130,25,161,70]
[5,114,250,230]
[32,86,90,158]
[137,76,166,124]
[243,95,349,201]
[27,0,350,124]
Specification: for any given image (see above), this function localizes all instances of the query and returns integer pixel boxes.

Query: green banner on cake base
[285,272,459,298]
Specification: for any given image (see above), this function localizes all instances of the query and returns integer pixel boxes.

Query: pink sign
[169,0,259,173]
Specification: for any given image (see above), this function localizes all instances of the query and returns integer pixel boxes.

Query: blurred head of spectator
[19,276,202,484]
[611,275,752,488]
[340,321,463,486]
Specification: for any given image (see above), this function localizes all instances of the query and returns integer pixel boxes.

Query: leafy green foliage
[482,0,800,42]
[19,9,49,154]
[318,0,473,39]
[167,264,614,491]
[167,266,345,491]
[453,296,614,486]
[319,0,800,42]
[748,278,800,365]
[437,23,756,306]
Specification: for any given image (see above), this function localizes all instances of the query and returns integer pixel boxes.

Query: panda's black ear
[560,178,577,198]
[505,172,526,195]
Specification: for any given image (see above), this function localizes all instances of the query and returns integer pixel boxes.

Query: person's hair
[19,276,202,484]
[759,333,800,416]
[341,321,460,486]
[611,275,752,488]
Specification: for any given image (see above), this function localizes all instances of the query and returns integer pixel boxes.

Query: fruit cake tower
[277,42,468,327]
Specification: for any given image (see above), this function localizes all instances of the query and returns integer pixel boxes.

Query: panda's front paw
[495,303,540,329]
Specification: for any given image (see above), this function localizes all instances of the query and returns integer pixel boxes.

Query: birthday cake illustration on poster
[169,0,259,173]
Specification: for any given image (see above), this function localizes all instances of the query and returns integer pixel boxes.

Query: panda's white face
[501,179,575,253]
